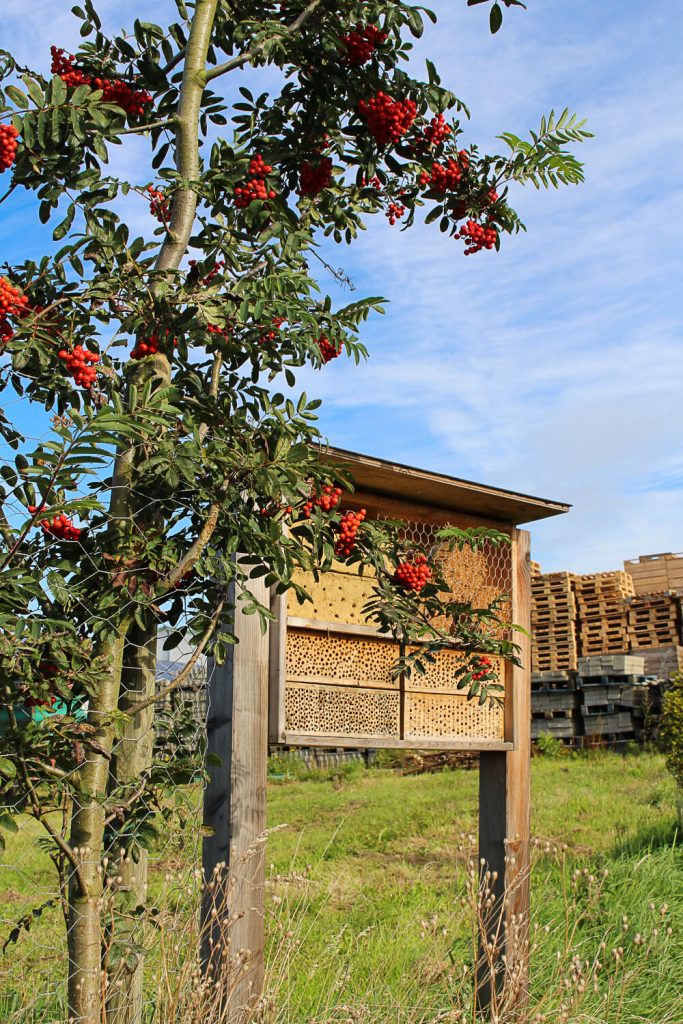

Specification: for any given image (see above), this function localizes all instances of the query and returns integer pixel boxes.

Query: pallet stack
[574,571,634,656]
[628,644,683,676]
[531,654,661,748]
[626,593,681,649]
[531,680,580,742]
[531,572,578,671]
[624,553,683,595]
[577,654,659,744]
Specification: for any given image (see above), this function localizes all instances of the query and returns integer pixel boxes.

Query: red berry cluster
[341,24,387,65]
[458,219,498,255]
[0,277,29,342]
[23,694,57,709]
[471,655,494,682]
[302,485,342,518]
[419,151,470,193]
[131,334,157,359]
[130,329,175,360]
[393,554,432,592]
[317,336,341,363]
[386,201,405,226]
[258,315,285,345]
[0,276,28,318]
[50,46,152,119]
[358,92,417,147]
[487,188,499,205]
[335,508,366,558]
[259,501,293,518]
[188,258,225,285]
[148,185,170,222]
[362,174,382,190]
[31,508,83,541]
[233,154,277,208]
[0,124,19,172]
[298,157,333,197]
[206,322,234,339]
[422,114,451,147]
[57,345,99,388]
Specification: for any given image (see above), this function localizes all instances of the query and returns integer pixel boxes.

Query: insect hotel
[204,447,569,1010]
[269,447,567,754]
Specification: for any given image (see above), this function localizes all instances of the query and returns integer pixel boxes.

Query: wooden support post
[478,528,531,1014]
[202,576,270,1020]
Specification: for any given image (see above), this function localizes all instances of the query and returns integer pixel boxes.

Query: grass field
[1,749,681,1022]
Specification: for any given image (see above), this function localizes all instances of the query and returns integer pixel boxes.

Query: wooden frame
[205,450,566,1018]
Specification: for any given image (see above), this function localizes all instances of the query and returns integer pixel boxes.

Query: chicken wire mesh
[396,517,513,638]
[0,635,210,1022]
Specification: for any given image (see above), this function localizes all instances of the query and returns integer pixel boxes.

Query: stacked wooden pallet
[575,571,634,656]
[628,644,683,676]
[577,654,660,744]
[531,572,578,671]
[531,686,581,741]
[626,593,681,649]
[531,654,662,747]
[624,552,683,595]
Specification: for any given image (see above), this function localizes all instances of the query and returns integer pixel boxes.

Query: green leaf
[0,757,17,780]
[6,85,29,108]
[53,204,76,241]
[0,813,19,833]
[490,3,503,33]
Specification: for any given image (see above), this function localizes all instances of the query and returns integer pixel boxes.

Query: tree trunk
[68,635,127,1024]
[105,622,157,1024]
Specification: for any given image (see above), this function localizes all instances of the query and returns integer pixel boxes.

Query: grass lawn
[0,749,681,1022]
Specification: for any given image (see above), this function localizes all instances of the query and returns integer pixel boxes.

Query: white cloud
[4,0,683,574]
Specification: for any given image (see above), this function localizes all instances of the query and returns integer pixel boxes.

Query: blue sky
[3,1,683,573]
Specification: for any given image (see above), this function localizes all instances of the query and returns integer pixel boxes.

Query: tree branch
[164,500,221,591]
[129,597,226,716]
[203,0,324,82]
[155,0,220,274]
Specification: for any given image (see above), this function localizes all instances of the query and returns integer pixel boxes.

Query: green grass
[1,750,682,1022]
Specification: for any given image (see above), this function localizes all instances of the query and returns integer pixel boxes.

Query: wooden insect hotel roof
[325,446,570,525]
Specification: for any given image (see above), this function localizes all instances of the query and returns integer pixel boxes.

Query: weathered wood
[268,591,287,746]
[280,732,512,750]
[478,528,531,1014]
[202,576,270,1020]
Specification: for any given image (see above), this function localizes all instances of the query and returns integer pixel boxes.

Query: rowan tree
[0,1,589,1020]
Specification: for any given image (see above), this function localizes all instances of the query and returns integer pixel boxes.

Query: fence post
[477,528,531,1012]
[202,575,270,1018]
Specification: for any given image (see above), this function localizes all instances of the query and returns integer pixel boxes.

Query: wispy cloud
[4,0,683,573]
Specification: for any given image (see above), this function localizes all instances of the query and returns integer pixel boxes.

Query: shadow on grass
[611,818,680,859]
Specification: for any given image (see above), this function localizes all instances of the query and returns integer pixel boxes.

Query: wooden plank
[268,591,287,744]
[281,731,512,751]
[202,576,270,1018]
[478,528,531,1011]
[324,446,569,524]
[287,615,388,639]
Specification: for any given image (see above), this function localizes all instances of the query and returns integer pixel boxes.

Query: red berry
[0,124,19,172]
[357,92,417,147]
[393,555,432,592]
[341,24,387,66]
[298,157,333,197]
[58,345,99,388]
[317,335,341,364]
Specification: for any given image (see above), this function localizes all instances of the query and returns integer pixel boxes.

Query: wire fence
[0,639,210,1022]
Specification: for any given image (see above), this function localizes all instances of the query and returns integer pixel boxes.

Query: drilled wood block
[284,682,400,738]
[405,645,504,694]
[290,568,377,626]
[404,690,504,742]
[285,629,399,689]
